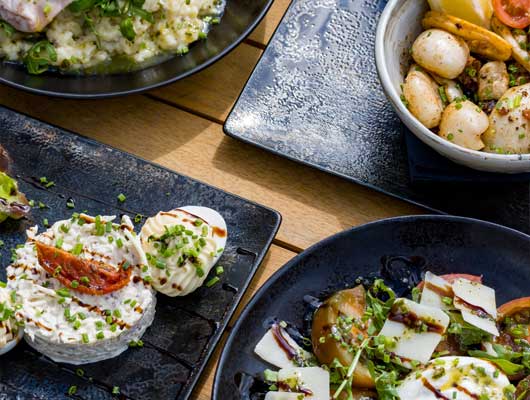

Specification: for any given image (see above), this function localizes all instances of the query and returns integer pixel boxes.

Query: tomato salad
[253,271,530,399]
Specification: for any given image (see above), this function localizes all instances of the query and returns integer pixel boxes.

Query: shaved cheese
[255,326,313,369]
[265,393,304,400]
[420,271,453,309]
[452,278,499,336]
[378,298,450,364]
[277,367,330,400]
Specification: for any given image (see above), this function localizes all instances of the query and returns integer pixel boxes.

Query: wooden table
[0,2,423,398]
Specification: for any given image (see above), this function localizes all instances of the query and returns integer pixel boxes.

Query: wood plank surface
[248,0,291,46]
[0,87,421,252]
[150,43,262,122]
[0,2,424,399]
[191,244,296,400]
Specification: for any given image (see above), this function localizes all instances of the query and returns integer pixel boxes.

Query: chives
[117,193,126,203]
[206,276,219,288]
[82,333,89,343]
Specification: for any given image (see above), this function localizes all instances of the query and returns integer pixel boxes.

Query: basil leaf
[119,18,135,41]
[24,40,57,75]
[0,20,15,37]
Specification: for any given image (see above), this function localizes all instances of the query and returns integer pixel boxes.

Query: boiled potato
[311,285,374,388]
[403,68,444,128]
[439,100,488,150]
[412,29,469,79]
[483,83,530,154]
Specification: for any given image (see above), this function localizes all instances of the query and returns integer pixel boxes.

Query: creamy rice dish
[0,0,225,74]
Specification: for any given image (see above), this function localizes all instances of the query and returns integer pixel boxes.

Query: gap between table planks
[0,1,423,397]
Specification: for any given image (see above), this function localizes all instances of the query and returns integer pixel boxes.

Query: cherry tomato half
[493,0,530,29]
[498,297,530,343]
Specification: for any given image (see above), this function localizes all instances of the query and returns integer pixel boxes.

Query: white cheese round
[397,356,511,399]
[6,214,156,365]
[140,206,227,296]
[0,286,23,355]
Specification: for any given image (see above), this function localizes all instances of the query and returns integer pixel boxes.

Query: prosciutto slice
[35,241,133,295]
[0,0,73,32]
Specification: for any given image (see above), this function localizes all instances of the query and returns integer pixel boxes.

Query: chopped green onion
[206,276,219,287]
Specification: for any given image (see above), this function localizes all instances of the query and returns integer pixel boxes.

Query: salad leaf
[364,279,396,334]
[467,349,524,375]
[0,172,30,222]
[367,360,400,400]
[24,41,57,75]
[447,312,492,347]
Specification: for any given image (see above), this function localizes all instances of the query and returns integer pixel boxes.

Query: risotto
[0,0,225,74]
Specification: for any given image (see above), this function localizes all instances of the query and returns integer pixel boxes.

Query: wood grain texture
[0,87,422,251]
[191,244,296,400]
[248,0,291,45]
[150,43,262,122]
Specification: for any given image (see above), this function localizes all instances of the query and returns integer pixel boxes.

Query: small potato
[483,83,530,154]
[412,29,469,79]
[439,100,488,150]
[403,68,444,128]
[478,61,509,101]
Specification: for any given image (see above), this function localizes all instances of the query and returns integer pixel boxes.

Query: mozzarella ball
[412,29,469,79]
[439,100,488,150]
[483,83,530,154]
[403,67,444,129]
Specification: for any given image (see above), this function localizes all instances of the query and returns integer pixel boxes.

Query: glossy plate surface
[213,215,530,399]
[224,0,530,234]
[0,0,273,98]
[0,105,281,399]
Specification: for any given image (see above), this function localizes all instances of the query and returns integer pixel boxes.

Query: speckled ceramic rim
[375,0,530,172]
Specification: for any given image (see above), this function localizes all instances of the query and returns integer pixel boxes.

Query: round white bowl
[375,0,530,173]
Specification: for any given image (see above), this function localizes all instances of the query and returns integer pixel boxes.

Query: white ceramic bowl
[375,0,530,173]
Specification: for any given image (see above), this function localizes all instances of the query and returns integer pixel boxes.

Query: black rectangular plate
[224,0,530,234]
[0,105,281,400]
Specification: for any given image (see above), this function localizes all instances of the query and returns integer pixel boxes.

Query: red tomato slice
[35,241,132,295]
[498,296,530,317]
[497,297,530,347]
[493,0,530,29]
[417,273,482,290]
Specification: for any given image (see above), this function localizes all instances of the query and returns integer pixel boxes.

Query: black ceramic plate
[0,0,273,98]
[0,105,281,399]
[224,0,530,234]
[213,215,530,399]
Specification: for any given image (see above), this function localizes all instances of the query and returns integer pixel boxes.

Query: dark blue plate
[213,215,530,399]
[0,106,281,400]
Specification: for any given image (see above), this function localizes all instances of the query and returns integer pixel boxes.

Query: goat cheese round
[0,286,22,355]
[140,206,227,296]
[6,214,156,365]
